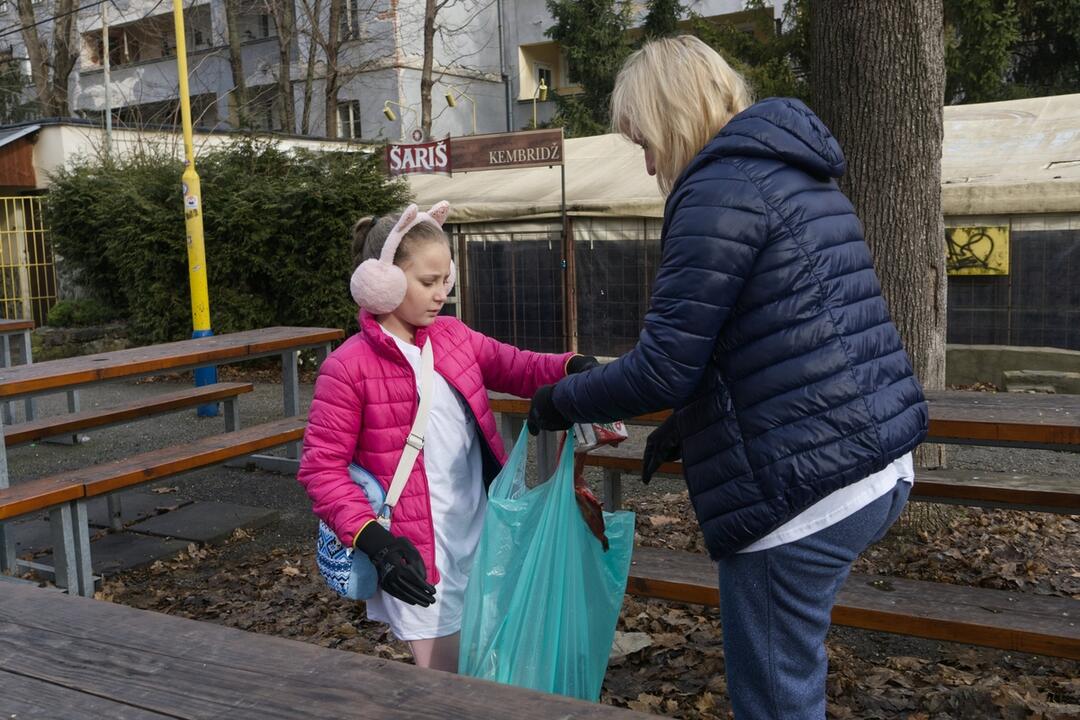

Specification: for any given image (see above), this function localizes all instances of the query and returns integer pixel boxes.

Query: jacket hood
[677,98,846,190]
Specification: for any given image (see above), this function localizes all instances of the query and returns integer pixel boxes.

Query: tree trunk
[268,0,296,133]
[810,0,947,468]
[323,0,342,137]
[224,0,249,127]
[420,0,436,139]
[300,0,319,135]
[17,0,52,114]
[49,0,80,116]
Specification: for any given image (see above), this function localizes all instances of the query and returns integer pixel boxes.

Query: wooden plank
[0,474,83,521]
[627,546,1080,660]
[913,468,1080,512]
[0,416,303,521]
[0,327,343,399]
[583,449,1080,512]
[0,583,651,720]
[0,319,35,333]
[78,416,307,497]
[0,669,174,719]
[489,390,1080,448]
[4,382,254,446]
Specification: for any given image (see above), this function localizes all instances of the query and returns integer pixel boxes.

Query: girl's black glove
[641,414,681,484]
[355,522,436,606]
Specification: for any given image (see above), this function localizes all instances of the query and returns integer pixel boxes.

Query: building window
[340,0,360,40]
[0,1,10,14]
[337,100,361,139]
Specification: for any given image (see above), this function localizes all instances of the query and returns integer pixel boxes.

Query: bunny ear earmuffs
[350,201,456,314]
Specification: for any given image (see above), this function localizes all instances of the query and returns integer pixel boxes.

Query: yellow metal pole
[172,0,218,416]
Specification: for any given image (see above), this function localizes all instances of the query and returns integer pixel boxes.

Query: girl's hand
[356,523,437,606]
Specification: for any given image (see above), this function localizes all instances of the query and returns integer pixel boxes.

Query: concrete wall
[947,344,1080,391]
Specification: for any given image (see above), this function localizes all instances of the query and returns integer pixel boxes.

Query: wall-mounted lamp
[445,85,477,135]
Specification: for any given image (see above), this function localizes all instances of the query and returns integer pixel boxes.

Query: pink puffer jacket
[298,311,572,585]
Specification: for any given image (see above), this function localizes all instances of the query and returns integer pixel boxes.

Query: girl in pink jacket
[298,201,595,672]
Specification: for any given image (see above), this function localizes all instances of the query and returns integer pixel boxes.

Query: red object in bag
[562,422,630,551]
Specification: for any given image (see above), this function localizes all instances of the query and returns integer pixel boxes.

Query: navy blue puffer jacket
[553,98,928,559]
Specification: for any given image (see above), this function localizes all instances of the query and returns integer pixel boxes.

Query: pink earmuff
[350,201,456,313]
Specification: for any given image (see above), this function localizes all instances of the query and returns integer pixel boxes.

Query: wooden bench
[0,416,306,596]
[628,546,1080,660]
[0,581,649,720]
[2,382,253,447]
[0,326,344,573]
[584,446,1080,514]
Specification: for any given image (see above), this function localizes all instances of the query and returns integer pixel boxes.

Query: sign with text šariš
[385,138,452,177]
[451,128,564,173]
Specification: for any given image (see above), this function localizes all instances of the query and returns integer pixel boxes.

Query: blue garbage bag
[459,427,635,701]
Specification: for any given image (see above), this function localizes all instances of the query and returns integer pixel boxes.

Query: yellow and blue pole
[172,0,218,416]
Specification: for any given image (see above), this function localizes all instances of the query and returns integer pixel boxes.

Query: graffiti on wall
[946,226,1009,275]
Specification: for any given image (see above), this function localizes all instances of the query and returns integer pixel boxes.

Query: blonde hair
[611,35,753,195]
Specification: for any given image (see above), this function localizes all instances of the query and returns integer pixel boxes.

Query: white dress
[365,329,487,641]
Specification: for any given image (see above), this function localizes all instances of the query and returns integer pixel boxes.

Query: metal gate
[0,196,58,326]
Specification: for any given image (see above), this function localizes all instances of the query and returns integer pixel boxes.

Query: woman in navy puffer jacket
[528,36,928,720]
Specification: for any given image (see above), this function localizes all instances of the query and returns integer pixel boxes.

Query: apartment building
[0,0,780,140]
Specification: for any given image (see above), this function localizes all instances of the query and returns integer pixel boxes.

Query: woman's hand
[355,523,436,606]
[527,384,573,435]
[566,354,600,374]
[641,414,681,484]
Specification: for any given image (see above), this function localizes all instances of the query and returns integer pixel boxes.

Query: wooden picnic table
[489,389,1080,450]
[0,326,344,574]
[0,581,647,719]
[0,318,37,425]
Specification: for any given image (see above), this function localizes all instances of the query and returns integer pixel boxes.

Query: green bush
[45,298,119,327]
[45,138,410,344]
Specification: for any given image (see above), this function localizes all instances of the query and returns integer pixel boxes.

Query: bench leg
[223,397,240,432]
[107,495,124,531]
[536,430,559,483]
[0,413,12,573]
[282,350,300,459]
[49,504,80,593]
[22,329,35,422]
[498,413,524,452]
[603,468,623,512]
[0,335,12,425]
[72,499,95,597]
[44,390,82,445]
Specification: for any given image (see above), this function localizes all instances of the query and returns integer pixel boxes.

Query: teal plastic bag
[459,428,635,701]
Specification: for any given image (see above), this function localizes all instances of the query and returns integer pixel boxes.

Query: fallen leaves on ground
[99,493,1080,719]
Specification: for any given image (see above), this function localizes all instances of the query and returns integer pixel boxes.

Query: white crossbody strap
[379,339,434,524]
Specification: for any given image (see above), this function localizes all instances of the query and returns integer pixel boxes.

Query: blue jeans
[716,480,911,720]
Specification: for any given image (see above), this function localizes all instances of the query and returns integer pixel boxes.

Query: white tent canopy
[410,93,1080,222]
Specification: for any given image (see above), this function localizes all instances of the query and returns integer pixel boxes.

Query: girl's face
[388,240,452,330]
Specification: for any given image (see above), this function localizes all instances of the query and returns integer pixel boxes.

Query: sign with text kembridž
[452,128,563,173]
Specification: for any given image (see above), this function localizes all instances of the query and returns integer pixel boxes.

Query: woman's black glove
[527,384,573,435]
[641,414,681,484]
[566,354,600,374]
[355,522,436,606]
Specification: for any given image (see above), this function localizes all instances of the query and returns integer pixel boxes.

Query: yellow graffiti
[946,226,1009,276]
